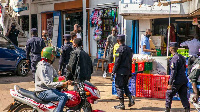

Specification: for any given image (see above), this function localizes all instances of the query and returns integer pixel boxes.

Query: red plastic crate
[152,75,170,99]
[132,64,135,73]
[108,63,114,73]
[136,73,153,98]
[137,62,145,71]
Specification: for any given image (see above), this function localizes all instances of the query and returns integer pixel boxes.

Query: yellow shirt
[45,38,52,47]
[113,43,120,63]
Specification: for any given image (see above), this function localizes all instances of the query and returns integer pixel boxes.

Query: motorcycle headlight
[94,89,100,99]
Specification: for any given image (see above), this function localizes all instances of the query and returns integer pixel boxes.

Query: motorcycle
[4,80,101,112]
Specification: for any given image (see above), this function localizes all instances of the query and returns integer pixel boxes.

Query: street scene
[0,0,200,112]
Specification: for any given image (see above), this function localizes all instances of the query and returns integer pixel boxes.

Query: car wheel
[17,60,30,76]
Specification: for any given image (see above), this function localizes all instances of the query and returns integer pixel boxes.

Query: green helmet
[41,47,56,61]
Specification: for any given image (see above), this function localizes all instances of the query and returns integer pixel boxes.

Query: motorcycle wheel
[14,104,37,112]
[80,101,92,112]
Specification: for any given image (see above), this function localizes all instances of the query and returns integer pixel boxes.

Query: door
[0,36,19,72]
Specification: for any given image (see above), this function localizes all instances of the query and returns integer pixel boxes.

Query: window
[0,36,11,48]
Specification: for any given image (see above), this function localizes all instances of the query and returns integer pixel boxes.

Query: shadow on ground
[0,72,33,84]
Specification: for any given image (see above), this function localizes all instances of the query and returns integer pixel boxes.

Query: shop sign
[119,3,180,14]
[192,18,198,25]
[10,0,28,12]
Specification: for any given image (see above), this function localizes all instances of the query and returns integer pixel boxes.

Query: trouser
[61,64,67,76]
[30,54,41,80]
[37,89,68,112]
[115,74,131,99]
[105,53,113,73]
[108,52,114,63]
[165,84,190,109]
[188,56,197,76]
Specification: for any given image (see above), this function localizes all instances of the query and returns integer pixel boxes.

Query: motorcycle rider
[35,47,71,112]
[189,49,200,103]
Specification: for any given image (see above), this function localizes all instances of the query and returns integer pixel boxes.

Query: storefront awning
[122,13,189,20]
[54,0,89,11]
[190,8,200,16]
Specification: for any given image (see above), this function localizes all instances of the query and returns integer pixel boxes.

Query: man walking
[67,38,93,81]
[112,35,135,110]
[103,27,117,62]
[180,34,200,76]
[6,23,20,46]
[26,28,46,80]
[189,49,200,103]
[165,42,190,112]
[58,34,73,76]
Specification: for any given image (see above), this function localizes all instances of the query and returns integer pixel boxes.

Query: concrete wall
[125,19,132,47]
[138,19,152,54]
[89,0,121,59]
[19,3,38,15]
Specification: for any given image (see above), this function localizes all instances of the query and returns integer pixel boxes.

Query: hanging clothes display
[90,7,118,42]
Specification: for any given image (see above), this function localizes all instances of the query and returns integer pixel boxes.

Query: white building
[1,0,124,60]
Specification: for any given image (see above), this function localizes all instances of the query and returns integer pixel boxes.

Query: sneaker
[184,107,190,112]
[114,104,125,110]
[128,98,135,107]
[165,108,170,112]
[103,71,107,78]
[111,74,114,81]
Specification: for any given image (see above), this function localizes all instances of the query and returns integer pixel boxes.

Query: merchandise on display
[132,54,154,63]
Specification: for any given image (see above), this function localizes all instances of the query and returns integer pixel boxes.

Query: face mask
[11,25,16,29]
[146,34,151,38]
[77,30,81,33]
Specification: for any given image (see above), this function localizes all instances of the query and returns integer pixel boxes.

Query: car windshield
[0,36,12,48]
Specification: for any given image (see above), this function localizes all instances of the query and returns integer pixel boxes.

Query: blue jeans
[37,89,68,112]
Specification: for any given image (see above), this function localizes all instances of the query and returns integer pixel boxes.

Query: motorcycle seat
[18,88,50,104]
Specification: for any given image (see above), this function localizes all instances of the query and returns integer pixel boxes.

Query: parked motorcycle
[4,81,100,112]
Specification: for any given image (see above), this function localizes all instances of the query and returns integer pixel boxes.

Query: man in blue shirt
[141,29,157,55]
[180,34,200,76]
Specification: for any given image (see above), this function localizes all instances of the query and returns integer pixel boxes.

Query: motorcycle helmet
[53,76,66,82]
[41,47,56,62]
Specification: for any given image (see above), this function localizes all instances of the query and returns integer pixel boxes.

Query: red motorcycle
[4,81,101,112]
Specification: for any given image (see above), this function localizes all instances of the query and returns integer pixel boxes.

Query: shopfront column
[37,13,41,37]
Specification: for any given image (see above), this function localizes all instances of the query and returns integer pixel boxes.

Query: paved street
[0,69,197,112]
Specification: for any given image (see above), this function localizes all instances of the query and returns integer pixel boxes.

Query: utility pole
[29,0,32,38]
[82,0,87,52]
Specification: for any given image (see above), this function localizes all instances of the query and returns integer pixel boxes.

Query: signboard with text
[10,0,28,12]
[119,3,181,14]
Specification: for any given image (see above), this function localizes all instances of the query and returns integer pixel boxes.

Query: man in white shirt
[74,24,82,39]
[180,34,200,76]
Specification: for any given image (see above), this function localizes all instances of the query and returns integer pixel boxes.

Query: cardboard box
[149,38,156,49]
[150,36,164,47]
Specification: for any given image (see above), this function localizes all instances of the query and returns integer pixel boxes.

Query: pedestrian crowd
[5,22,200,111]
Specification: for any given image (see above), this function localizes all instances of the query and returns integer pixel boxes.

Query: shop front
[41,11,62,48]
[54,0,89,49]
[118,0,194,75]
[90,6,119,59]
